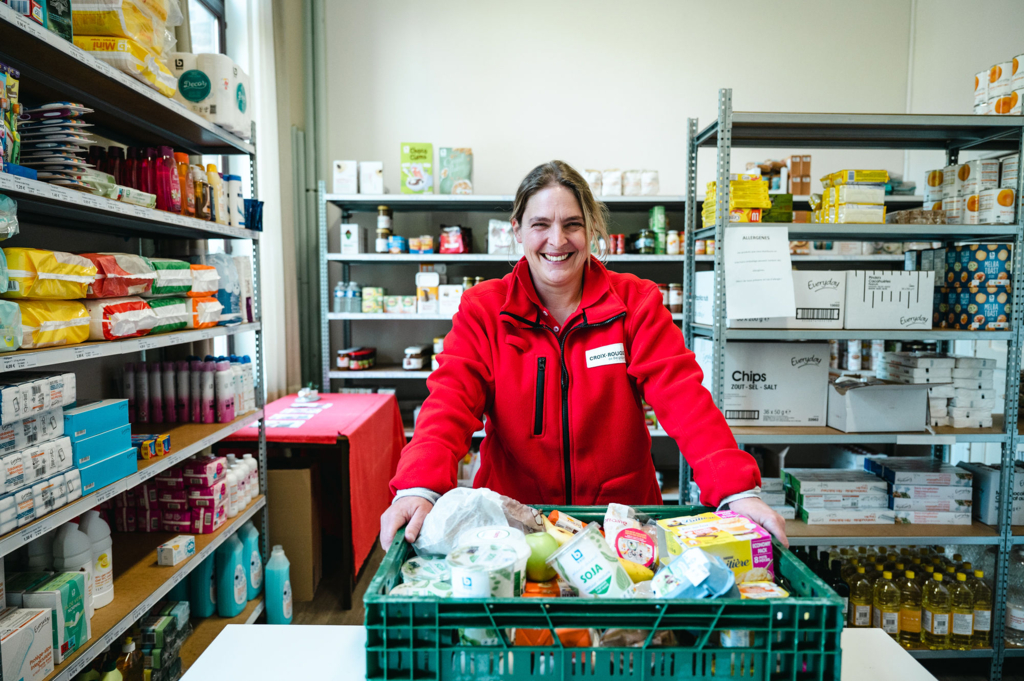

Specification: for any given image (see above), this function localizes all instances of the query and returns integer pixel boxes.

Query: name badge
[586,343,625,368]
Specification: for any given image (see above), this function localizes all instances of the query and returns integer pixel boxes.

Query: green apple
[524,532,560,582]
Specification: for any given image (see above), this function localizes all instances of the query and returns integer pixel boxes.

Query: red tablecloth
[228,393,405,572]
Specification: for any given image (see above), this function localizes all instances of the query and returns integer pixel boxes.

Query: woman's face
[513,185,589,294]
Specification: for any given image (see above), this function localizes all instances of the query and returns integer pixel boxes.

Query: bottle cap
[906,570,915,579]
[174,152,190,163]
[957,573,967,581]
[122,636,135,653]
[159,145,174,156]
[857,566,865,573]
[925,565,934,572]
[883,571,892,579]
[207,163,219,172]
[875,563,883,570]
[975,570,984,578]
[934,573,943,582]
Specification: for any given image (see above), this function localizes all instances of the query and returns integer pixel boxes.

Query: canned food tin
[990,62,1013,97]
[974,70,989,105]
[1013,55,1024,91]
[1002,155,1019,189]
[944,195,963,225]
[993,92,1019,115]
[963,194,980,225]
[388,235,408,254]
[978,188,1017,224]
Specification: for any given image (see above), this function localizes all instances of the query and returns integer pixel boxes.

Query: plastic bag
[148,297,188,334]
[651,547,736,599]
[499,494,544,534]
[413,487,507,557]
[233,256,255,323]
[0,195,19,242]
[73,36,178,98]
[17,301,90,348]
[82,252,156,298]
[145,257,191,296]
[203,253,241,326]
[0,301,21,352]
[84,296,156,340]
[188,264,219,298]
[3,248,97,299]
[72,0,170,55]
[186,296,221,329]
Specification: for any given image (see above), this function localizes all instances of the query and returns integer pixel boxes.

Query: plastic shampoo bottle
[265,544,293,624]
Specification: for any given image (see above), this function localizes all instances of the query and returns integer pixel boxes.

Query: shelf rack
[683,89,1024,680]
[0,13,269,673]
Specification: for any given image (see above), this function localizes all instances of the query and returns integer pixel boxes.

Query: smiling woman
[380,160,787,551]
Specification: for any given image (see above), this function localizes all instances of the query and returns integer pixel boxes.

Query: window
[188,0,226,54]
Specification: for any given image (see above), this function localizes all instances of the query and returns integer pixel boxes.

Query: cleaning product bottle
[52,521,94,619]
[27,531,54,570]
[231,462,248,506]
[201,361,216,423]
[124,146,139,189]
[243,453,259,497]
[898,570,923,648]
[162,361,177,423]
[972,570,993,648]
[174,152,195,217]
[239,520,263,601]
[190,552,217,618]
[123,362,136,423]
[154,146,181,213]
[176,360,190,422]
[872,570,900,639]
[116,637,143,681]
[190,357,203,422]
[849,566,873,628]
[148,362,163,425]
[265,545,293,624]
[950,572,975,650]
[216,172,230,225]
[229,355,244,417]
[922,572,950,649]
[215,532,246,617]
[193,165,211,221]
[138,148,154,195]
[168,574,189,602]
[214,360,235,423]
[107,147,125,185]
[206,164,226,225]
[135,361,150,424]
[225,467,239,518]
[79,510,114,609]
[99,656,123,681]
[240,460,253,504]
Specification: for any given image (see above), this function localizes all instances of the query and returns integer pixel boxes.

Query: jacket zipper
[500,310,626,506]
[534,357,546,436]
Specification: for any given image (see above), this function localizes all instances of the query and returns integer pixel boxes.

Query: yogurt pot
[446,543,517,599]
[457,525,530,596]
[546,522,632,599]
[401,555,451,584]
[389,579,452,598]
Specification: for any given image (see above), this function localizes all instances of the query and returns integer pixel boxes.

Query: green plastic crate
[365,506,842,680]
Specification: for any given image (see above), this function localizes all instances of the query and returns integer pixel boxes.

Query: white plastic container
[225,469,239,518]
[456,525,530,596]
[232,462,248,506]
[27,532,54,571]
[51,522,94,619]
[214,361,235,423]
[242,453,259,497]
[226,175,245,229]
[78,510,113,609]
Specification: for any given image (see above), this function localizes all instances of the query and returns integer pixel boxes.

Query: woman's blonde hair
[511,161,610,261]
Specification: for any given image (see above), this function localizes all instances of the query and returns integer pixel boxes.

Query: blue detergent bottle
[216,532,247,617]
[238,520,263,600]
[189,553,217,617]
[265,545,293,624]
[168,574,189,602]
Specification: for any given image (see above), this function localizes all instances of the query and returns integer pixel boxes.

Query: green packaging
[44,0,73,41]
[400,143,433,194]
[438,148,473,195]
[648,206,667,231]
[148,297,189,334]
[22,572,88,663]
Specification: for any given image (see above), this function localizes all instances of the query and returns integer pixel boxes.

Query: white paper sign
[724,226,796,320]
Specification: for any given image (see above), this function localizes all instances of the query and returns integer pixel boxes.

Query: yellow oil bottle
[971,570,993,649]
[949,572,974,650]
[849,566,874,628]
[922,572,951,650]
[873,570,901,639]
[898,570,923,649]
[916,564,935,589]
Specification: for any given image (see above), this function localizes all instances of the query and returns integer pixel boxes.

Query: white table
[182,625,936,681]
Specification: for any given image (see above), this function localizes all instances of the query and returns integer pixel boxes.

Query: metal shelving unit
[683,89,1024,680]
[0,16,269,679]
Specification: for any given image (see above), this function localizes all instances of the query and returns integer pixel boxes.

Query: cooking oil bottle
[842,558,861,585]
[971,570,992,648]
[917,564,935,588]
[922,572,951,650]
[949,572,975,650]
[866,563,884,587]
[898,570,923,649]
[873,570,901,639]
[850,566,874,628]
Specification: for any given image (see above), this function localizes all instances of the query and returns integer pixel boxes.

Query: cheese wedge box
[760,477,784,493]
[889,485,973,501]
[798,508,895,525]
[785,469,889,496]
[694,339,829,427]
[794,492,889,510]
[655,510,773,578]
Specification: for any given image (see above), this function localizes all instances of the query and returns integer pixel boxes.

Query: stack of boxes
[701,174,771,228]
[875,352,954,428]
[117,455,228,535]
[929,157,1018,225]
[0,373,80,534]
[784,469,894,525]
[816,170,889,224]
[141,600,191,681]
[876,352,997,429]
[760,477,796,519]
[908,244,1013,331]
[786,155,812,196]
[762,194,794,223]
[65,399,136,498]
[866,457,974,525]
[955,461,1021,527]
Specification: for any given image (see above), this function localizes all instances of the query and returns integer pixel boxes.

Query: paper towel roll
[171,52,210,115]
[198,53,240,132]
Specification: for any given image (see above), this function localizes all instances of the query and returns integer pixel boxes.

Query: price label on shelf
[0,174,13,190]
[138,465,159,482]
[80,194,103,210]
[20,520,50,545]
[12,178,44,197]
[66,657,89,679]
[138,337,160,351]
[94,484,119,504]
[1,354,38,372]
[132,205,150,219]
[73,346,103,360]
[198,329,214,340]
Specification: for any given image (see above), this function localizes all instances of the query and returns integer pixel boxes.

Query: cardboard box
[22,572,89,663]
[79,446,138,496]
[889,484,973,500]
[798,508,895,525]
[62,400,128,444]
[887,497,972,512]
[693,339,829,426]
[339,223,364,255]
[358,161,384,194]
[268,467,322,601]
[438,285,464,318]
[946,244,1012,287]
[827,377,928,432]
[877,458,973,487]
[949,284,1012,331]
[332,160,358,194]
[894,511,971,525]
[784,469,889,496]
[844,271,934,330]
[760,478,784,493]
[0,607,54,681]
[71,423,131,467]
[695,271,846,329]
[655,510,773,577]
[772,505,797,520]
[157,535,196,566]
[956,461,1024,524]
[795,493,888,509]
[415,272,440,315]
[0,408,63,455]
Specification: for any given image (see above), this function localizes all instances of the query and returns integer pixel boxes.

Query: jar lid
[351,348,376,358]
[378,205,389,211]
[405,345,430,355]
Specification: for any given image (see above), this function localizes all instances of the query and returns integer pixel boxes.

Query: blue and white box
[63,400,129,444]
[72,424,131,468]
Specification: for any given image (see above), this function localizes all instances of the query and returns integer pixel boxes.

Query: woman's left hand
[727,497,789,548]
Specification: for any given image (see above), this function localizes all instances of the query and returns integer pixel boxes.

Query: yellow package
[836,203,886,224]
[72,0,169,55]
[822,169,890,187]
[655,512,774,579]
[17,301,90,349]
[73,36,177,98]
[807,193,822,211]
[3,248,97,300]
[835,184,885,205]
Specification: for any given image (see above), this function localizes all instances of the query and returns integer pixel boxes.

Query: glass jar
[634,229,655,255]
[474,276,484,286]
[668,283,683,313]
[706,239,716,255]
[403,345,430,371]
[349,348,377,370]
[377,205,392,230]
[695,240,706,255]
[666,230,680,255]
[462,276,473,289]
[433,336,445,355]
[657,283,669,307]
[375,227,391,253]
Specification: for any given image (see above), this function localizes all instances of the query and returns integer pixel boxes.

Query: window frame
[190,0,228,55]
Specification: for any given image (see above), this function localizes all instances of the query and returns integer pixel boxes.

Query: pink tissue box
[162,519,191,533]
[161,509,190,523]
[183,456,227,487]
[137,507,160,532]
[162,500,189,511]
[156,477,185,490]
[187,481,227,508]
[192,501,227,534]
[157,488,187,504]
[114,507,136,532]
[136,483,158,509]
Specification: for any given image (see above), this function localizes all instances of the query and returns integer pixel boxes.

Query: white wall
[320,0,916,196]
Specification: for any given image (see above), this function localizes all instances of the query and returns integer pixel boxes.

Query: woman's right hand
[380,496,434,549]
